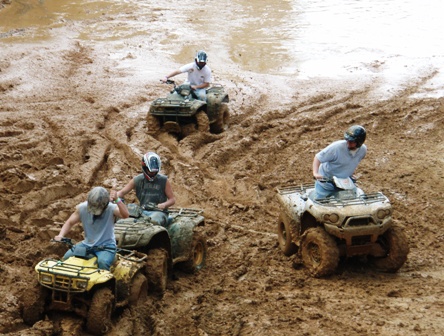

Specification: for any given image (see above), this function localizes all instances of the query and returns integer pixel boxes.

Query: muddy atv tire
[300,227,339,277]
[147,113,161,136]
[211,103,229,133]
[86,287,114,335]
[277,213,297,256]
[145,248,168,295]
[129,272,148,306]
[22,285,48,326]
[196,111,210,132]
[177,233,207,274]
[372,226,409,272]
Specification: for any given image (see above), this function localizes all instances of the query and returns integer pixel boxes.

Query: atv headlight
[75,280,88,289]
[377,208,391,219]
[323,213,339,224]
[40,273,54,284]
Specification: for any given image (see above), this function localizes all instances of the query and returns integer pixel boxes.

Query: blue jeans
[142,210,168,227]
[315,180,357,199]
[63,242,116,271]
[194,88,207,101]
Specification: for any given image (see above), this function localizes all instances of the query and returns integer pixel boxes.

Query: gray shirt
[78,201,117,247]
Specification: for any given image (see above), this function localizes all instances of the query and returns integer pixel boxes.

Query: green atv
[147,80,230,136]
[114,203,207,282]
[22,238,150,335]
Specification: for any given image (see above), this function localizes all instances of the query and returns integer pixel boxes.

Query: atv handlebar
[51,237,74,247]
[141,202,168,213]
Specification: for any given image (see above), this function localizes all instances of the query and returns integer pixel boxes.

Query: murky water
[1,0,443,77]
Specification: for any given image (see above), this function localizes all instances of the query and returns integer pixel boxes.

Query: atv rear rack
[277,183,389,207]
[314,192,388,207]
[168,207,204,217]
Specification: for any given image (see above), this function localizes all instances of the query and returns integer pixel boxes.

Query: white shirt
[179,62,212,86]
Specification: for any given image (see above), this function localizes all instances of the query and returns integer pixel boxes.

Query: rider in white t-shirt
[162,50,212,101]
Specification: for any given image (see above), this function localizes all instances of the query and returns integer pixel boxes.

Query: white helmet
[142,152,161,181]
[195,50,208,70]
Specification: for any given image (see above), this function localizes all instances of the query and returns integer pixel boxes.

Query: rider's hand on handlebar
[313,173,324,180]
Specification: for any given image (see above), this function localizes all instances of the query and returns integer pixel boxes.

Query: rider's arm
[117,179,135,199]
[158,180,176,210]
[113,201,129,219]
[164,69,182,81]
[110,189,129,219]
[312,156,323,180]
[192,82,210,90]
[55,207,80,240]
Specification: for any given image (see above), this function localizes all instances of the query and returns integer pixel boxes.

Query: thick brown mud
[1,1,444,335]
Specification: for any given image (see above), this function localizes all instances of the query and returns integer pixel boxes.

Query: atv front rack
[37,258,99,292]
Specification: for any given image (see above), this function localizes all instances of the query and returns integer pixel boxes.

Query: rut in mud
[1,1,444,335]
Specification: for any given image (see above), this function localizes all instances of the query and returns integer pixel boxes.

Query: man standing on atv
[312,125,367,198]
[162,50,212,101]
[54,186,129,270]
[117,151,176,227]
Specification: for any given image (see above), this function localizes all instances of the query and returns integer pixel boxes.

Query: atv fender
[115,218,170,249]
[206,85,229,122]
[168,220,199,263]
[112,255,147,306]
[276,188,304,234]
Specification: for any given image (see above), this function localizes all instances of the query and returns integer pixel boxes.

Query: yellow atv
[22,238,149,335]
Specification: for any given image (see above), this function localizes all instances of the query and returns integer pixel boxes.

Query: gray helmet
[87,187,110,215]
[344,125,366,148]
[195,50,208,70]
[142,152,161,181]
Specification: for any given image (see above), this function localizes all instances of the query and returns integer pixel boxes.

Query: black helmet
[195,50,208,70]
[142,152,161,181]
[87,187,110,215]
[344,125,366,148]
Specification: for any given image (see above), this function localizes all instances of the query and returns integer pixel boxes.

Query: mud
[1,1,444,335]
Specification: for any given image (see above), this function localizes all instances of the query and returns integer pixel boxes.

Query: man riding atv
[162,50,211,101]
[117,151,175,227]
[54,186,129,270]
[313,125,367,199]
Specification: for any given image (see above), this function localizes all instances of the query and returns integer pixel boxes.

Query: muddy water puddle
[1,0,443,76]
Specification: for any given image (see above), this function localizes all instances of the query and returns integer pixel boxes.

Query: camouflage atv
[22,238,150,335]
[114,203,207,283]
[276,181,409,277]
[147,80,229,136]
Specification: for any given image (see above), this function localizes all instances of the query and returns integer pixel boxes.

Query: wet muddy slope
[1,1,444,335]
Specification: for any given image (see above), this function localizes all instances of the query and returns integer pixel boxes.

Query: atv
[114,203,207,278]
[22,238,150,335]
[147,80,229,136]
[276,179,409,277]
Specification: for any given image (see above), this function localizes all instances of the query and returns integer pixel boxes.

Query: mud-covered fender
[168,221,197,261]
[206,85,229,122]
[276,191,305,237]
[112,256,146,305]
[190,99,206,114]
[115,217,169,250]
